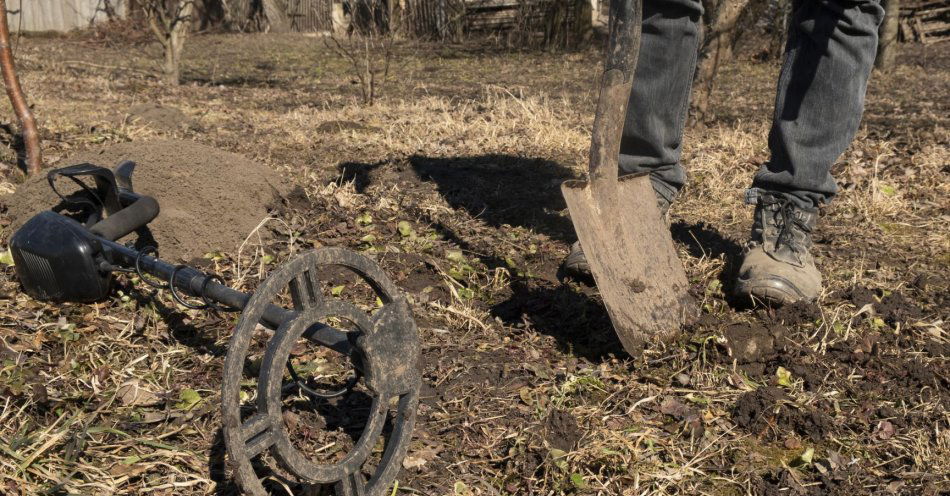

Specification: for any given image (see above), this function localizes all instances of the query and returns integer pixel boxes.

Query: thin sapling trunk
[0,0,42,175]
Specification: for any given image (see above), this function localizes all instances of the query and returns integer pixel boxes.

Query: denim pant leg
[753,0,884,208]
[618,0,703,204]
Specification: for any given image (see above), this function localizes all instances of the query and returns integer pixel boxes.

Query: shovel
[561,0,697,352]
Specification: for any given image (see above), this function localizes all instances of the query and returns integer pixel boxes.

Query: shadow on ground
[333,156,760,357]
[670,220,761,309]
[406,154,578,243]
[0,123,31,175]
[337,154,577,244]
[335,155,633,361]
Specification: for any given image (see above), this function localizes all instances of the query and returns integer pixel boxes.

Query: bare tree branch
[325,0,397,106]
[0,0,41,175]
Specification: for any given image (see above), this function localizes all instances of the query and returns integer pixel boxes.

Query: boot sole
[735,275,808,307]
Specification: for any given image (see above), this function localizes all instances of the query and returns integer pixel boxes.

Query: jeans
[619,0,885,208]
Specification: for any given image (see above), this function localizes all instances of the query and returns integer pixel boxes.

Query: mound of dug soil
[4,140,289,261]
[123,103,199,132]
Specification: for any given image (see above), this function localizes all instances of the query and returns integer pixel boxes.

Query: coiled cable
[133,246,235,311]
[134,246,168,289]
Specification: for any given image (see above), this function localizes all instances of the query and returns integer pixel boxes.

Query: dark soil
[707,285,948,459]
[3,140,289,260]
[544,409,583,451]
[732,386,833,442]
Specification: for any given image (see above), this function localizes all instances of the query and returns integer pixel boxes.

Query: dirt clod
[771,301,821,326]
[876,291,923,325]
[544,409,582,452]
[839,286,923,325]
[4,140,289,260]
[732,387,833,442]
[723,322,781,364]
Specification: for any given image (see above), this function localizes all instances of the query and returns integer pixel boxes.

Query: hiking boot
[561,193,672,280]
[735,190,822,306]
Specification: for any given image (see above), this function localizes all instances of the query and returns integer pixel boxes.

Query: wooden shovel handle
[589,0,642,187]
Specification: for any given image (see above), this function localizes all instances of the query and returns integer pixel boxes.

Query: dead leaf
[334,190,355,208]
[403,443,441,470]
[659,397,704,438]
[109,462,148,478]
[873,420,896,440]
[402,455,428,470]
[659,397,691,419]
[94,366,111,385]
[30,331,47,350]
[886,480,904,493]
[518,386,533,405]
[826,450,848,470]
[116,380,161,406]
[139,411,167,423]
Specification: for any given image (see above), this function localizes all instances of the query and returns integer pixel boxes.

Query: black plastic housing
[9,211,112,302]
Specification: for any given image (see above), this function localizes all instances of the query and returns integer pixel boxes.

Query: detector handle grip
[88,193,160,241]
[48,162,159,242]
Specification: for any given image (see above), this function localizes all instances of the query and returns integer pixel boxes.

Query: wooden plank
[901,0,948,9]
[40,0,55,31]
[916,17,928,41]
[920,20,950,33]
[901,5,950,17]
[465,0,537,8]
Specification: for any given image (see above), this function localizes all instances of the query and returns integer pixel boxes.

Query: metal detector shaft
[99,238,353,355]
[11,163,422,496]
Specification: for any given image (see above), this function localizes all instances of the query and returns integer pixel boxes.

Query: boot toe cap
[735,247,821,306]
[561,242,592,279]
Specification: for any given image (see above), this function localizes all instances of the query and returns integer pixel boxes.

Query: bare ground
[0,31,947,495]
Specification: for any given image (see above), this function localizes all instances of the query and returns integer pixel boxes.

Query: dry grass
[0,33,946,495]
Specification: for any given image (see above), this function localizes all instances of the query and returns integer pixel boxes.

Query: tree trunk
[0,0,41,175]
[574,0,593,43]
[876,0,899,70]
[164,37,181,85]
[691,0,751,125]
[262,0,289,33]
[158,0,195,86]
[332,1,350,35]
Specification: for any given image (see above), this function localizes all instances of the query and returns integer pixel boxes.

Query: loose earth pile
[3,139,289,261]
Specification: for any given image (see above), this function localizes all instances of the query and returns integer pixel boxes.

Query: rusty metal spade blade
[561,0,697,352]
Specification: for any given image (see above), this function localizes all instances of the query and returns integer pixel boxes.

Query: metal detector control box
[10,210,111,303]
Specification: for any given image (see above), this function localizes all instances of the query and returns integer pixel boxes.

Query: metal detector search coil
[9,162,422,496]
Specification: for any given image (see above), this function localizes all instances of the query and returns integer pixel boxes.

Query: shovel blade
[562,173,696,352]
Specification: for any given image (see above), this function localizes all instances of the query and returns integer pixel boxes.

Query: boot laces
[774,198,810,252]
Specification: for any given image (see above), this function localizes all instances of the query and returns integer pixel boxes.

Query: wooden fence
[900,0,949,44]
[222,0,591,44]
[6,0,125,32]
[285,0,334,31]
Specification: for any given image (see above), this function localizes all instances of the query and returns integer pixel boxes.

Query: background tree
[690,0,752,125]
[0,0,41,175]
[325,0,397,106]
[143,0,196,85]
[876,0,900,70]
[261,0,289,32]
